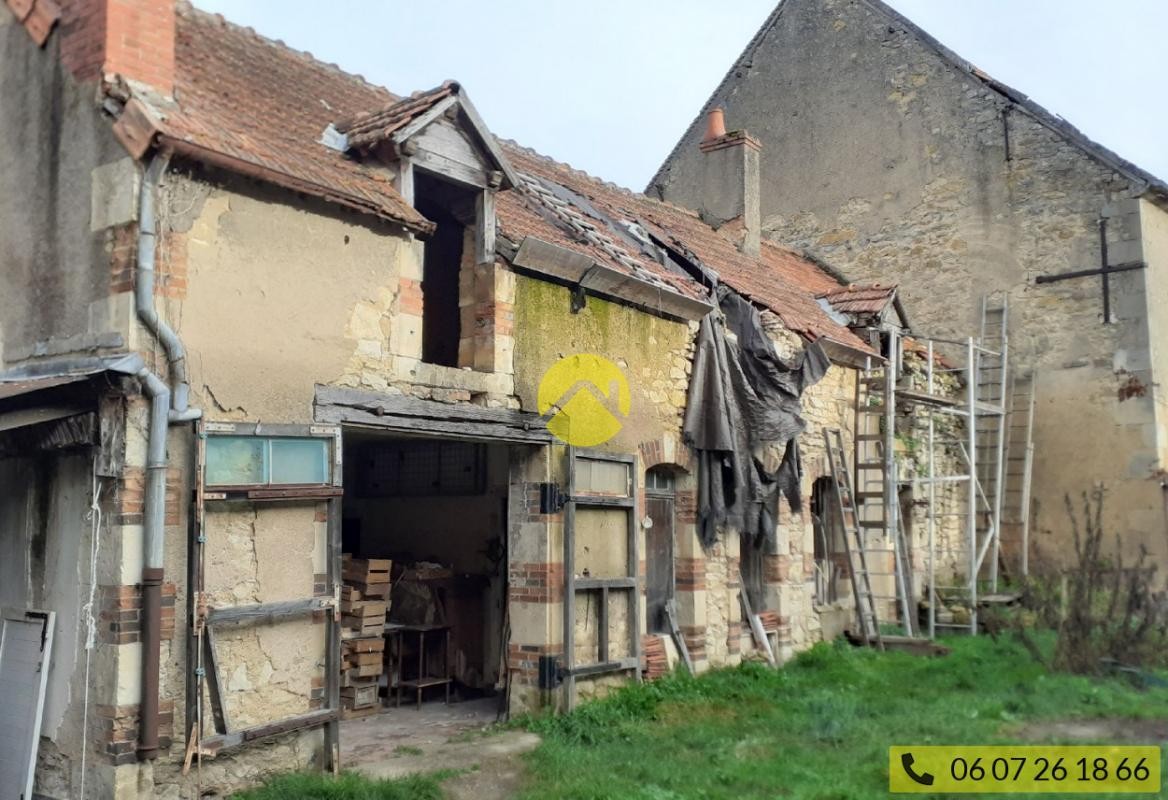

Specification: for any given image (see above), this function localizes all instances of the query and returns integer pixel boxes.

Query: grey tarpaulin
[683,286,830,548]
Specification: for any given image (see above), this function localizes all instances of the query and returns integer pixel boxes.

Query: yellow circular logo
[537,354,631,447]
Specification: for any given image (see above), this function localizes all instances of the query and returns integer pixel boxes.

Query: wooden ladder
[824,428,884,649]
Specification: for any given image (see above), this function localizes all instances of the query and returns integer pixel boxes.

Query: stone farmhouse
[650,0,1168,575]
[0,1,944,797]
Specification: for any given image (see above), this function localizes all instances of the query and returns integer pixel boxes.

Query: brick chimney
[56,0,175,95]
[696,108,761,257]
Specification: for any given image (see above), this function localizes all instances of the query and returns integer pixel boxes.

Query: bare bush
[1017,489,1168,674]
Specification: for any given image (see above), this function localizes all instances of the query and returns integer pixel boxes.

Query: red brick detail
[399,277,424,316]
[508,561,564,604]
[520,482,563,522]
[157,231,187,299]
[726,621,743,654]
[108,223,137,295]
[507,642,558,683]
[638,440,693,471]
[765,554,790,583]
[99,582,177,644]
[96,700,174,765]
[58,0,175,92]
[164,466,182,526]
[680,625,707,661]
[675,557,705,591]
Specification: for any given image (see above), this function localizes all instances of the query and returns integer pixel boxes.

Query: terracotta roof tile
[337,82,458,150]
[134,5,866,351]
[141,3,431,231]
[819,284,897,315]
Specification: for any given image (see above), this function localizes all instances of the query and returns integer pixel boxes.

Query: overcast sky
[192,0,1166,192]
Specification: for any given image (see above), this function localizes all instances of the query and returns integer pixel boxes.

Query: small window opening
[811,476,844,605]
[415,171,478,367]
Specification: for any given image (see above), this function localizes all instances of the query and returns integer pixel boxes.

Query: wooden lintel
[207,597,332,626]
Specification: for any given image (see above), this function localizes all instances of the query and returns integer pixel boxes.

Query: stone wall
[651,0,1168,570]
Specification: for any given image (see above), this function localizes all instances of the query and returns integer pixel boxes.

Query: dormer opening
[415,170,478,368]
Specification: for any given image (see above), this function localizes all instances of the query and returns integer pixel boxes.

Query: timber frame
[185,422,344,767]
[562,448,642,709]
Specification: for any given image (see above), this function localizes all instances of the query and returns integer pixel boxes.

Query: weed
[519,635,1168,799]
[230,770,449,800]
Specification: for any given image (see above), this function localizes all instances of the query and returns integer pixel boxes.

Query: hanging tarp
[683,286,829,548]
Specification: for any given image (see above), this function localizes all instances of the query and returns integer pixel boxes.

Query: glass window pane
[206,437,266,485]
[270,438,328,484]
[575,458,630,496]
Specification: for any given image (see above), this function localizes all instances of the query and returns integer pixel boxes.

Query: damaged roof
[110,3,868,350]
[503,143,869,349]
[336,82,459,150]
[819,284,897,315]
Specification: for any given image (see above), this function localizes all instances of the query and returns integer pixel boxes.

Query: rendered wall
[0,5,133,370]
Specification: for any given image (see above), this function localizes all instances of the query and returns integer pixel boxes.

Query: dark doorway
[644,467,676,634]
[415,172,476,367]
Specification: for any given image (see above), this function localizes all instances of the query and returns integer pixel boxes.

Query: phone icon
[901,753,935,786]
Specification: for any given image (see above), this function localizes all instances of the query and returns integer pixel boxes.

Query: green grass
[230,770,448,800]
[518,635,1168,800]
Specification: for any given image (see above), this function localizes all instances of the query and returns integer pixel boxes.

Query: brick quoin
[57,0,175,93]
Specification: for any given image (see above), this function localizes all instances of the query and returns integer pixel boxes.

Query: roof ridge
[645,1,789,193]
[498,138,709,221]
[178,1,397,101]
[853,0,1168,200]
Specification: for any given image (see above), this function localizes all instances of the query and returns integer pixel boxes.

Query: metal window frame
[562,448,641,709]
[187,421,343,768]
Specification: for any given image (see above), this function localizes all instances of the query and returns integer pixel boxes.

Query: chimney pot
[702,108,726,144]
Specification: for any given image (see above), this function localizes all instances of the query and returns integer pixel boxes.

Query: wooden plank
[452,87,521,189]
[664,601,693,674]
[202,709,338,755]
[412,149,488,189]
[475,189,496,266]
[313,386,552,444]
[563,446,576,709]
[573,577,636,590]
[324,496,342,773]
[207,597,332,626]
[414,119,488,174]
[203,627,230,734]
[738,571,776,667]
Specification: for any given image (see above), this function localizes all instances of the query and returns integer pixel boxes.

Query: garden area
[233,632,1168,799]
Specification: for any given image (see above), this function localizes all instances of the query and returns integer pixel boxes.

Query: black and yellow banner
[889,745,1160,793]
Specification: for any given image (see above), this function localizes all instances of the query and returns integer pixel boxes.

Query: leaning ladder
[854,341,915,636]
[824,428,884,649]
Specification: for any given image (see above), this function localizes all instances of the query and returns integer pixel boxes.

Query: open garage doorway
[339,430,509,725]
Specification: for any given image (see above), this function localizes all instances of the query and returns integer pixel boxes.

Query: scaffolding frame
[850,297,1017,638]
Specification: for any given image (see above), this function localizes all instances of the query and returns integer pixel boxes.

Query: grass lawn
[518,635,1168,799]
[230,770,449,800]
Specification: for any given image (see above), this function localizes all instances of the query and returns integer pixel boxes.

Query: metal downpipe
[136,367,170,760]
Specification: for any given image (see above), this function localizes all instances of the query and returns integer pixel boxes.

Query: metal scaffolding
[843,296,1032,638]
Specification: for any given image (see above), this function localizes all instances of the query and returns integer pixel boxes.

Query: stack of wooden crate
[339,556,391,718]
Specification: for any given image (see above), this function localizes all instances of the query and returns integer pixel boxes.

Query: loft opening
[415,171,478,368]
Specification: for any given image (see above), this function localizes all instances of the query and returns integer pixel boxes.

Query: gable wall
[652,0,1166,570]
[0,5,134,370]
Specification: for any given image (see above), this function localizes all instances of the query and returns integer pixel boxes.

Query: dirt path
[343,697,537,800]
